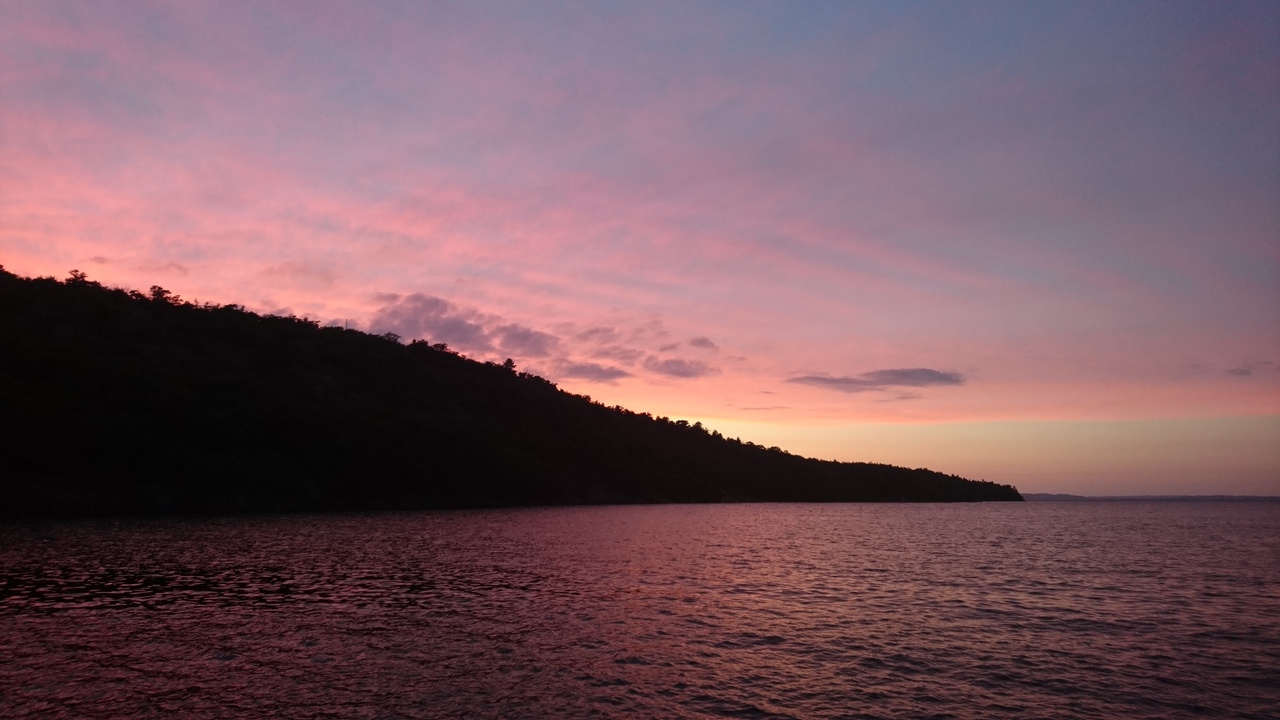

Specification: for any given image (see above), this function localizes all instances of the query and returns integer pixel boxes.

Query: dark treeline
[0,267,1021,518]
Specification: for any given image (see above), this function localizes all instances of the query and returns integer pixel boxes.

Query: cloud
[627,320,670,343]
[788,367,965,393]
[494,324,559,357]
[368,292,731,380]
[643,356,721,379]
[689,336,718,351]
[877,393,923,402]
[368,292,559,359]
[861,368,965,386]
[558,361,632,382]
[253,260,332,292]
[1228,361,1275,377]
[577,327,618,343]
[369,293,493,352]
[591,345,645,365]
[261,262,329,279]
[658,342,680,352]
[139,261,189,276]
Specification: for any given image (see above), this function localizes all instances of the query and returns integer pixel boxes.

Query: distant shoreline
[1022,493,1279,502]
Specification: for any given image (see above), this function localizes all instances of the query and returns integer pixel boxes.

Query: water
[1,502,1277,719]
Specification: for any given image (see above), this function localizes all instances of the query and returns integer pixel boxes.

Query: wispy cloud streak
[644,357,720,379]
[558,362,631,382]
[788,368,965,393]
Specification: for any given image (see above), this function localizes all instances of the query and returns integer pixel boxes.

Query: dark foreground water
[1,502,1277,719]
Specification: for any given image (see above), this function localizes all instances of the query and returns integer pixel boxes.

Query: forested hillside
[0,268,1021,517]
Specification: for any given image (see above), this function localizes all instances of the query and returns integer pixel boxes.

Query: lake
[2,502,1277,719]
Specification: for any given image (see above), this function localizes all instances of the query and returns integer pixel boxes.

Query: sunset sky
[3,1,1277,494]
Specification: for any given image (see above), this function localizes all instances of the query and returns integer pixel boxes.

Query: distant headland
[1023,493,1278,502]
[0,267,1022,518]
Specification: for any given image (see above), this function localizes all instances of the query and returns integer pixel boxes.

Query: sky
[2,1,1277,495]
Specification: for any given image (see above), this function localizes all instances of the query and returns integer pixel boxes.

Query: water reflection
[2,503,1278,718]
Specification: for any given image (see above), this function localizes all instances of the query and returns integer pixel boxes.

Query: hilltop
[0,267,1021,517]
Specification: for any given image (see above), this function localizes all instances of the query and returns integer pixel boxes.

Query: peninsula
[0,268,1022,518]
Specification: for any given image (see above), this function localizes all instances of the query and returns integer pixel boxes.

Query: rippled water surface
[2,502,1278,719]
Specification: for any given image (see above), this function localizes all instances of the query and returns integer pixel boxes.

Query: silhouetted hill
[0,267,1022,518]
